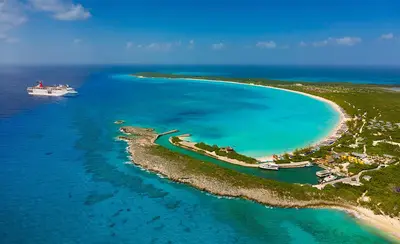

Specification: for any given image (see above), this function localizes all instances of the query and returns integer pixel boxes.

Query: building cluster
[366,119,397,132]
[315,151,397,176]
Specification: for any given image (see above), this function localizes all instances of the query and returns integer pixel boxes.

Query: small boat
[27,81,78,97]
[305,162,313,167]
[321,175,337,183]
[316,169,331,177]
[259,163,279,171]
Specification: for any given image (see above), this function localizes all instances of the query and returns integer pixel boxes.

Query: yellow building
[341,155,364,164]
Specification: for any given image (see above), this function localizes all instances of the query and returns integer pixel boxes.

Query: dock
[316,170,331,177]
[277,161,312,169]
[153,129,179,142]
[177,133,191,138]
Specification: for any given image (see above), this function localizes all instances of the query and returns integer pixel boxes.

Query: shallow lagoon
[114,74,339,158]
[0,67,392,243]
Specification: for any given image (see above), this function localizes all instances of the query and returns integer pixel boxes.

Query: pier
[153,129,179,142]
[316,170,332,177]
[177,133,191,138]
[277,161,312,168]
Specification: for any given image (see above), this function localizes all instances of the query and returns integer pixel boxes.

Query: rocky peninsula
[118,126,400,242]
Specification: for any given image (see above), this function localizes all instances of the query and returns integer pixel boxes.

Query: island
[114,120,125,125]
[117,72,400,241]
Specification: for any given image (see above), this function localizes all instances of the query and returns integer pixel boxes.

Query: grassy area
[194,142,257,164]
[347,163,378,175]
[171,136,182,144]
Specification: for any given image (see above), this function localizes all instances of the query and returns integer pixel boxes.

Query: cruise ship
[27,81,77,97]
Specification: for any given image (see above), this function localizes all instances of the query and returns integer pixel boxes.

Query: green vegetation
[171,136,182,144]
[194,142,257,164]
[275,153,291,164]
[290,85,400,159]
[359,165,400,216]
[194,142,216,152]
[347,163,378,175]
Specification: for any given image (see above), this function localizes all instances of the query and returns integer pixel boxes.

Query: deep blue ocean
[0,65,397,244]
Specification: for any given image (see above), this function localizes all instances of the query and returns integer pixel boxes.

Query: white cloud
[0,0,90,43]
[126,41,133,49]
[174,40,181,46]
[299,41,307,47]
[312,39,329,47]
[145,42,173,51]
[29,0,64,12]
[73,38,81,44]
[147,43,159,49]
[256,41,277,49]
[211,42,224,50]
[335,37,361,46]
[54,4,90,20]
[380,33,394,40]
[0,1,26,29]
[0,34,19,43]
[312,37,361,47]
[29,0,91,21]
[4,37,19,43]
[137,41,182,51]
[0,0,26,42]
[188,39,195,49]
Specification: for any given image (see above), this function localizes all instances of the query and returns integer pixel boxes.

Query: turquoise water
[0,66,393,243]
[115,75,339,158]
[153,65,400,85]
[156,135,321,184]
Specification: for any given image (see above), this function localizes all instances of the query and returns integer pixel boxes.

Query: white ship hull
[259,163,280,170]
[28,89,69,96]
[27,87,77,97]
[321,175,337,183]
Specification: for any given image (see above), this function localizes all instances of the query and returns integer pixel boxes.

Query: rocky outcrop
[118,126,338,207]
[117,126,400,242]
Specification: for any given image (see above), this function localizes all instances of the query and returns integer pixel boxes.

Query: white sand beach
[327,206,400,242]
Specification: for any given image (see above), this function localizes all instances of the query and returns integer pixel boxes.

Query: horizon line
[0,63,400,67]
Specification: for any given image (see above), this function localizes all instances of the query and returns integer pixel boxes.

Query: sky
[0,0,400,65]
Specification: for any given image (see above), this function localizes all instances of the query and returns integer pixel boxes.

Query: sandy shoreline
[136,75,349,161]
[326,206,400,242]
